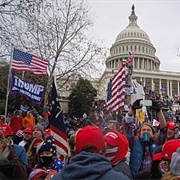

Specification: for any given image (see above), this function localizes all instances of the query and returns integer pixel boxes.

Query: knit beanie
[38,138,57,156]
[170,147,180,176]
[33,124,44,134]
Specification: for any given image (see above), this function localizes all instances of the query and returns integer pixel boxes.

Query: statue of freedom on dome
[132,4,135,14]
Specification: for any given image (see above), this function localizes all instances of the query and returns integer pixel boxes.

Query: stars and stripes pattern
[153,119,160,127]
[154,57,159,64]
[106,66,126,112]
[50,77,68,161]
[11,48,48,76]
[160,87,166,94]
[128,51,135,63]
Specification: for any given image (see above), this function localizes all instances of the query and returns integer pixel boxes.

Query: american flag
[106,66,126,112]
[154,57,159,64]
[152,119,160,127]
[11,48,48,76]
[160,87,166,94]
[128,51,135,63]
[20,105,29,112]
[50,77,68,161]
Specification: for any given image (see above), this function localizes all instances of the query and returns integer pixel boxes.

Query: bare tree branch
[0,0,106,104]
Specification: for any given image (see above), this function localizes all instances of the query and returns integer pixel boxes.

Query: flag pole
[4,46,14,123]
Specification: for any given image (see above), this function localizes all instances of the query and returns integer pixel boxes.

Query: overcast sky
[87,0,180,74]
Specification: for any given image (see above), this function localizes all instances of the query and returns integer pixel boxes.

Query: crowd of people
[0,99,180,179]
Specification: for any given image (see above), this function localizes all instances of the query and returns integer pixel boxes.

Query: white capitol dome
[115,5,150,43]
[106,4,160,72]
[115,22,151,43]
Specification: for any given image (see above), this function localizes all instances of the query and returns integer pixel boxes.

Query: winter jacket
[113,159,133,179]
[13,143,28,167]
[52,151,130,180]
[129,138,158,178]
[0,155,14,179]
[1,144,28,179]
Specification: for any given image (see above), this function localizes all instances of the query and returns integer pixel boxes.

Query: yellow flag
[136,109,145,124]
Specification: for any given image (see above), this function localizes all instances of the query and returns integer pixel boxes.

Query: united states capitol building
[59,5,180,112]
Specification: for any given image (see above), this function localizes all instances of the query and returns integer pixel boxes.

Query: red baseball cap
[153,139,180,161]
[75,126,105,153]
[104,130,129,164]
[24,127,33,134]
[166,121,177,130]
[104,131,119,147]
[2,126,13,137]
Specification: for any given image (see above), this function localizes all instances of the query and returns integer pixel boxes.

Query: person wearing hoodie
[9,110,23,134]
[22,111,35,129]
[52,125,130,180]
[104,130,132,179]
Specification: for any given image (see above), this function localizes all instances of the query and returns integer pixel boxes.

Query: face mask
[40,155,54,167]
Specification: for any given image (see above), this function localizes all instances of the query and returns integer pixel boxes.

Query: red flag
[106,66,126,112]
[11,48,48,76]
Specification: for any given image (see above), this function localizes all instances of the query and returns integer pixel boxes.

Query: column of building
[170,80,172,97]
[167,80,169,97]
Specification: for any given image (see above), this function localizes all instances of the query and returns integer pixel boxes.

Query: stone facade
[97,5,180,101]
[58,5,180,112]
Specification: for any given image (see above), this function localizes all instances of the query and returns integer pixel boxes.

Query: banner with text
[10,75,45,105]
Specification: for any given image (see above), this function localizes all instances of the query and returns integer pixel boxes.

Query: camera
[140,100,152,106]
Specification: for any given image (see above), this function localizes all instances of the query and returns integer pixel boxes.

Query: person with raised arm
[123,99,167,178]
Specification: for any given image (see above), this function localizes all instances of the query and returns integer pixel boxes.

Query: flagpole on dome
[4,46,14,123]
